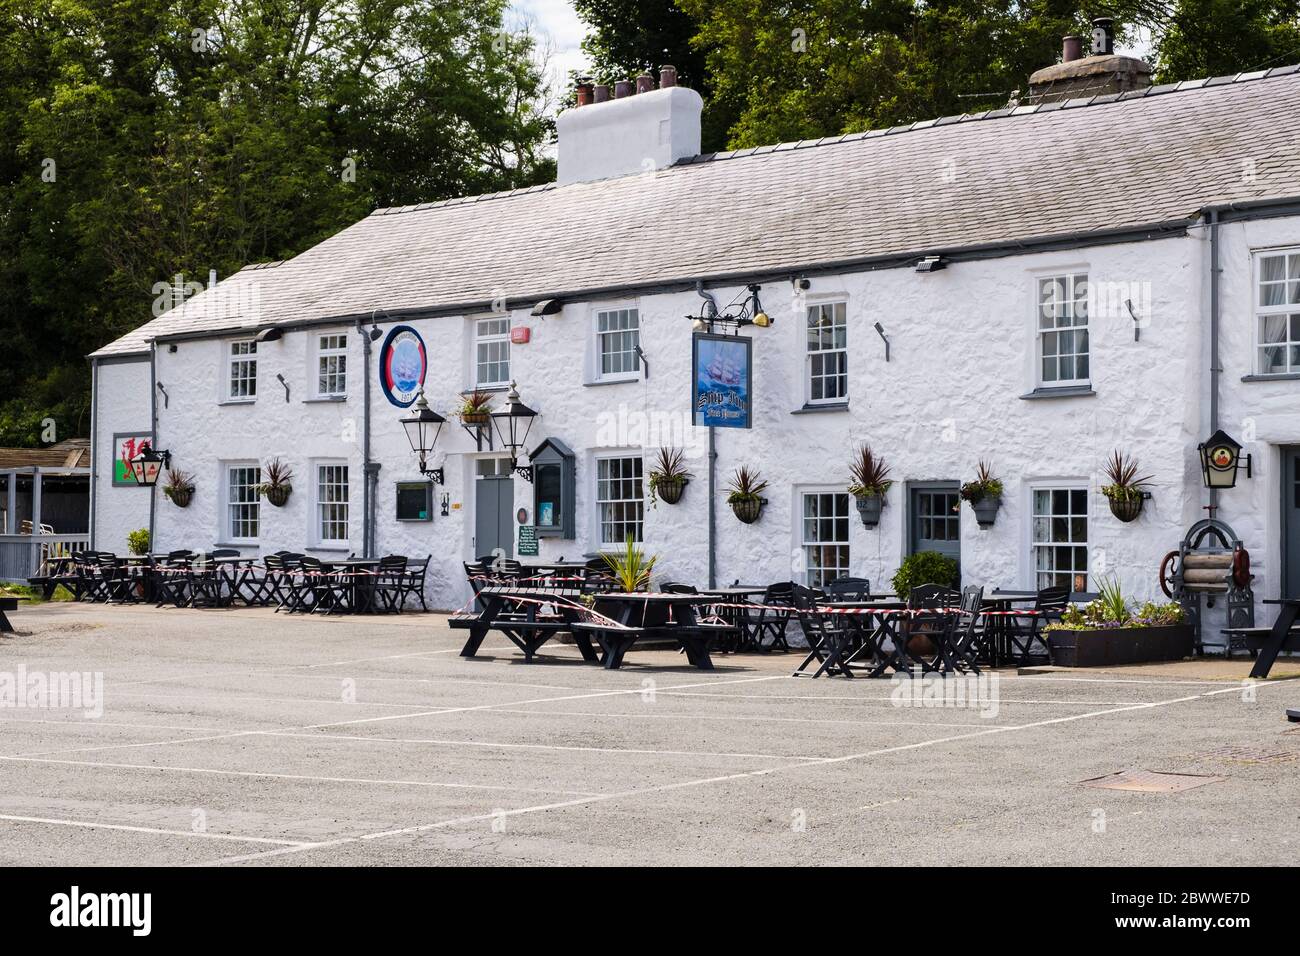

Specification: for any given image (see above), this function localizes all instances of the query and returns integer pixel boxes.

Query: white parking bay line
[0,813,313,847]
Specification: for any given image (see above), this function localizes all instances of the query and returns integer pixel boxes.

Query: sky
[510,0,590,93]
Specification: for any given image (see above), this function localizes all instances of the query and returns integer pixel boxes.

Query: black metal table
[1250,598,1300,680]
[454,586,598,663]
[982,590,1038,667]
[696,586,768,651]
[798,599,911,678]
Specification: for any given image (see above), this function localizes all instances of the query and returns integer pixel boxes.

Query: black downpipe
[1208,209,1220,513]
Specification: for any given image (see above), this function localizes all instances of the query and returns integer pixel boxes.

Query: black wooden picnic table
[1249,598,1300,680]
[579,592,731,670]
[0,595,16,633]
[453,586,599,663]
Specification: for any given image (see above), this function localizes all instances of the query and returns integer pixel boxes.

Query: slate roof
[92,65,1300,358]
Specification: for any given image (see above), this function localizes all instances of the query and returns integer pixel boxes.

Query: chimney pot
[1091,16,1115,56]
[613,79,633,99]
[593,83,610,104]
[636,72,654,95]
[1062,35,1083,63]
[659,64,677,88]
[575,77,594,107]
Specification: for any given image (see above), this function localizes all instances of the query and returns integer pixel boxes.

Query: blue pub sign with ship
[692,333,752,429]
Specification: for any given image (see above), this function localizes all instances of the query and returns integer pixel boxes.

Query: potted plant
[890,550,959,657]
[847,444,891,528]
[1045,578,1192,666]
[647,447,693,506]
[126,528,150,556]
[725,466,769,524]
[960,459,1003,528]
[1100,450,1153,522]
[459,389,494,426]
[601,535,657,592]
[256,458,294,507]
[163,469,195,508]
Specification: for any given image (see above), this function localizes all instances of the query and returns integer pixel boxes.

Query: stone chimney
[1026,18,1152,104]
[557,69,703,185]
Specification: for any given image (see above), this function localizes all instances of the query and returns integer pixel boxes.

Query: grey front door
[475,476,514,560]
[1284,447,1300,599]
[909,483,961,576]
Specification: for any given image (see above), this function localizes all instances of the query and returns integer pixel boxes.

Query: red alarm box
[510,327,531,345]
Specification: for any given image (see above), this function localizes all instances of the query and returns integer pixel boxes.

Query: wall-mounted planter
[165,487,194,508]
[654,476,688,505]
[855,493,884,528]
[460,412,490,427]
[1047,625,1194,667]
[729,497,765,524]
[262,485,292,508]
[1106,493,1148,523]
[970,497,1001,528]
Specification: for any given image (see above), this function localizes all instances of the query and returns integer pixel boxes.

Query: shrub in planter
[163,469,195,508]
[126,528,150,556]
[1100,450,1152,523]
[890,550,959,598]
[1045,579,1191,666]
[257,458,294,507]
[600,535,657,592]
[959,459,1003,528]
[847,444,891,528]
[458,388,493,426]
[726,466,769,524]
[647,447,693,507]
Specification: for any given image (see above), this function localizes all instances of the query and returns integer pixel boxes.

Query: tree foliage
[0,0,554,446]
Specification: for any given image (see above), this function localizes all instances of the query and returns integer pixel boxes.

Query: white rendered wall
[557,87,704,184]
[92,357,154,553]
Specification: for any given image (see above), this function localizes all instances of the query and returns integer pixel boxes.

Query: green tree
[0,0,554,447]
[1155,0,1300,80]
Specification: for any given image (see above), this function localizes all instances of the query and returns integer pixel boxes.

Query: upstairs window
[595,308,641,380]
[227,340,257,400]
[1037,274,1089,387]
[1256,250,1300,375]
[475,318,510,387]
[806,302,847,403]
[316,333,347,397]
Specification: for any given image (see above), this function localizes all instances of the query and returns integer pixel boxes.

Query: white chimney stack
[557,84,703,186]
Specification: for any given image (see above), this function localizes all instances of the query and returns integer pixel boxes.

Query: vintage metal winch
[1158,518,1254,653]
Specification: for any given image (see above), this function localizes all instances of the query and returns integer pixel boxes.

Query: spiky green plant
[847,444,892,497]
[601,536,657,593]
[725,465,769,504]
[1100,450,1153,502]
[1095,577,1132,626]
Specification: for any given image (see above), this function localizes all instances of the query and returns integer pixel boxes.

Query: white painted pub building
[90,50,1300,646]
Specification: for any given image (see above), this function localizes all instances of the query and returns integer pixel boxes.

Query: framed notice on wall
[112,432,155,486]
[692,333,752,429]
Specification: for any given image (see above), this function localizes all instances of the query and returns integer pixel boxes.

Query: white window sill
[304,395,347,403]
[792,402,849,414]
[468,384,510,394]
[219,398,256,406]
[1020,385,1095,400]
[1242,372,1300,382]
[584,376,642,388]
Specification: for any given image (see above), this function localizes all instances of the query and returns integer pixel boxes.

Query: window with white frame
[315,464,349,544]
[316,333,347,397]
[1255,250,1300,375]
[595,308,641,379]
[596,455,644,546]
[225,465,261,541]
[1031,487,1088,592]
[1036,273,1089,386]
[801,492,850,588]
[806,302,847,403]
[227,340,257,399]
[475,317,510,387]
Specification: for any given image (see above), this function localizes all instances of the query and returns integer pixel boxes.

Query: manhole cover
[1079,770,1224,793]
[1188,745,1300,764]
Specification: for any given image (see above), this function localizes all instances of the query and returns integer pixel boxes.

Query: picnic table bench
[0,596,18,633]
[1230,598,1300,679]
[453,586,598,663]
[580,592,734,670]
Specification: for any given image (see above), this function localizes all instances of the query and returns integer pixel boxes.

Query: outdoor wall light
[530,298,563,317]
[685,283,773,332]
[400,387,447,484]
[129,446,171,487]
[490,381,539,481]
[874,322,891,362]
[915,256,946,272]
[1198,429,1251,489]
[256,327,283,343]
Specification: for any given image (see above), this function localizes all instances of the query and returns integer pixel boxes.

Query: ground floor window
[596,455,643,547]
[225,464,261,542]
[1032,486,1088,592]
[316,464,349,544]
[802,491,850,588]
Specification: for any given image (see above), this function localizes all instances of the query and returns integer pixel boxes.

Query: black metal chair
[661,582,698,594]
[96,553,137,604]
[944,585,986,673]
[1005,586,1070,666]
[153,550,195,607]
[399,555,430,611]
[823,576,872,602]
[791,584,858,678]
[748,581,796,653]
[371,555,408,612]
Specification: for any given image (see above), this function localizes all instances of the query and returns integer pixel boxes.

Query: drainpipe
[1208,208,1221,513]
[148,343,158,549]
[89,358,98,549]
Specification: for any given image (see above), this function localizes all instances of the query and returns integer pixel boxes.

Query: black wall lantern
[129,446,171,487]
[1198,429,1252,489]
[491,381,538,481]
[400,387,447,484]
